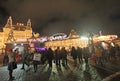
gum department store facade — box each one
[0,16,118,54]
[0,16,33,53]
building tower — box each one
[27,19,31,29]
[5,16,12,27]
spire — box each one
[5,16,12,27]
[27,19,31,27]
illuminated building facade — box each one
[0,16,33,53]
[45,29,118,50]
[0,16,118,53]
[45,29,89,50]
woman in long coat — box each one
[7,48,18,80]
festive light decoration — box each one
[49,33,67,41]
[45,31,118,50]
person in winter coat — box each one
[33,49,41,72]
[61,47,68,66]
[21,49,30,70]
[54,47,61,66]
[47,48,53,68]
[7,48,18,80]
[3,53,9,65]
[95,45,102,65]
[76,47,83,63]
[71,46,77,66]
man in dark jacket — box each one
[47,48,53,68]
[71,46,77,66]
[76,47,83,63]
[54,47,61,66]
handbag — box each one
[12,62,17,69]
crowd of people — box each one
[1,42,120,80]
[91,43,120,65]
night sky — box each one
[0,0,120,36]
